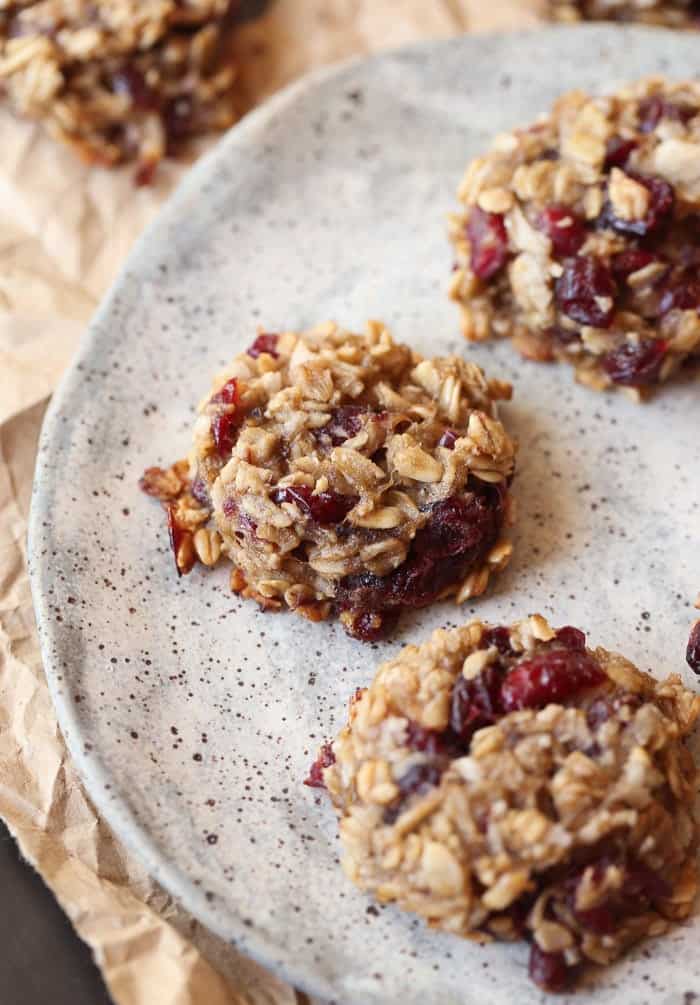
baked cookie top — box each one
[180,321,515,640]
[316,615,700,991]
[450,77,700,396]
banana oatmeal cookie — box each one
[311,616,700,991]
[449,77,700,396]
[0,0,239,182]
[550,0,700,27]
[140,322,516,641]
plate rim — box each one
[27,24,695,1002]
[27,43,391,1002]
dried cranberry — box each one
[638,96,695,133]
[658,270,700,315]
[134,159,158,188]
[467,207,509,280]
[247,333,280,358]
[575,903,617,934]
[611,249,658,279]
[111,65,159,111]
[586,687,642,735]
[164,95,195,142]
[211,413,240,455]
[604,135,638,170]
[555,626,586,651]
[565,861,619,931]
[405,721,451,756]
[413,494,498,560]
[209,380,241,456]
[538,204,587,257]
[335,487,503,640]
[567,855,669,939]
[482,626,513,654]
[344,608,397,643]
[398,761,443,793]
[501,648,605,712]
[383,762,445,824]
[222,498,258,537]
[438,429,459,450]
[528,945,572,993]
[625,859,670,905]
[304,742,335,788]
[638,96,666,132]
[586,698,612,731]
[601,339,668,387]
[397,762,443,799]
[450,667,505,742]
[321,405,370,446]
[390,493,500,606]
[211,378,239,406]
[272,484,357,524]
[555,256,616,328]
[603,173,674,238]
[687,621,700,674]
[191,476,211,508]
[239,509,258,536]
[500,892,537,937]
[637,175,675,233]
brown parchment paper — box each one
[0,2,544,1002]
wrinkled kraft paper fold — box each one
[0,2,545,1002]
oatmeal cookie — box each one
[141,322,516,641]
[313,615,700,992]
[0,0,239,182]
[449,77,700,396]
[550,0,700,27]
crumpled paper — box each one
[0,2,544,1003]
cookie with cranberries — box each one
[550,0,700,28]
[313,615,700,992]
[449,77,700,397]
[141,322,516,640]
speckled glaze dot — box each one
[28,27,700,1005]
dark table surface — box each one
[0,820,112,1005]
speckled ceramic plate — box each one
[29,27,700,1005]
